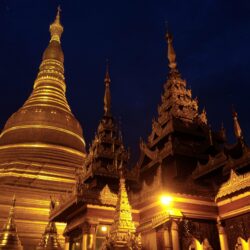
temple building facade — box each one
[0,9,249,250]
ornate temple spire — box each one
[232,108,243,140]
[102,170,141,249]
[0,195,23,250]
[147,30,198,137]
[83,64,129,182]
[23,7,70,112]
[36,198,62,250]
[104,61,111,116]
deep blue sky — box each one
[1,0,250,164]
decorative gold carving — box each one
[101,175,141,249]
[99,184,118,206]
[215,169,250,201]
[198,108,208,125]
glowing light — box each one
[101,226,108,232]
[160,195,173,206]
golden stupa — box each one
[0,196,23,250]
[0,8,85,249]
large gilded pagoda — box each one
[0,8,86,249]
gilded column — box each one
[81,223,97,250]
[171,220,180,250]
[217,220,229,250]
[64,236,70,250]
[163,224,172,250]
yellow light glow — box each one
[160,195,173,206]
[101,226,108,232]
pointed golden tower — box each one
[0,196,23,250]
[36,198,62,250]
[232,109,243,140]
[0,8,85,248]
[102,170,141,249]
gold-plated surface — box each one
[0,196,23,250]
[215,169,250,201]
[0,9,85,249]
[102,174,141,249]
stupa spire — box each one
[0,195,23,250]
[232,108,243,140]
[36,198,62,250]
[101,169,141,249]
[104,61,111,116]
[49,6,63,43]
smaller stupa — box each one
[0,195,23,250]
[102,168,142,250]
[36,197,62,250]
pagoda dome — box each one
[0,8,85,187]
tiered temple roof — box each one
[79,64,134,194]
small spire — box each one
[0,196,23,249]
[104,60,111,115]
[49,6,64,43]
[36,199,62,250]
[232,107,243,140]
[165,30,177,70]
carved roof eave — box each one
[222,152,250,174]
[215,170,250,201]
[50,195,84,222]
[192,152,227,179]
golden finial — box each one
[49,6,64,43]
[232,107,243,140]
[166,29,177,70]
[104,60,111,115]
[199,107,208,125]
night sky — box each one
[1,1,250,164]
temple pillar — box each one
[163,224,172,250]
[64,236,70,250]
[217,220,229,250]
[171,220,180,250]
[81,223,97,250]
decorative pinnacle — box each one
[166,30,177,70]
[49,6,64,43]
[232,107,243,140]
[104,60,111,115]
[9,194,16,216]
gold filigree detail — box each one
[215,169,250,201]
[99,184,117,206]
